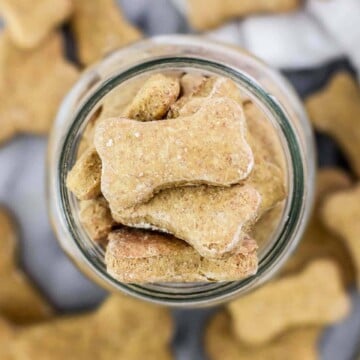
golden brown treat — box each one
[71,0,142,65]
[306,72,360,176]
[322,184,360,287]
[205,311,320,360]
[122,74,181,121]
[106,228,258,282]
[0,207,53,324]
[0,0,72,48]
[0,318,16,360]
[79,197,116,244]
[228,260,350,345]
[283,168,356,286]
[95,97,254,210]
[115,157,285,258]
[66,148,102,200]
[114,185,260,258]
[180,72,207,96]
[12,295,173,359]
[0,32,79,144]
[187,0,300,30]
[168,76,243,118]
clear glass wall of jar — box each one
[47,35,316,307]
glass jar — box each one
[47,35,315,307]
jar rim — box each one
[48,36,315,307]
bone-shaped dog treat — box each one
[106,228,258,282]
[0,0,72,48]
[115,156,284,258]
[79,197,116,244]
[71,0,142,65]
[95,97,254,210]
[306,72,360,176]
[0,207,53,324]
[168,76,243,118]
[180,73,207,96]
[187,0,300,30]
[322,184,360,288]
[228,260,350,345]
[66,148,102,200]
[205,311,321,360]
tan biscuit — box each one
[66,148,102,200]
[0,207,53,324]
[282,168,356,287]
[168,76,243,118]
[0,32,79,144]
[205,311,320,360]
[228,260,350,345]
[322,184,360,287]
[105,228,258,283]
[12,295,172,359]
[0,318,16,360]
[306,72,360,176]
[79,197,116,244]
[122,74,180,121]
[114,185,260,258]
[115,157,284,258]
[180,72,207,96]
[0,0,72,48]
[71,0,142,66]
[95,97,254,210]
[187,0,300,30]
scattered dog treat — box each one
[0,32,79,144]
[71,0,142,65]
[0,0,72,48]
[106,228,258,282]
[79,197,116,244]
[180,72,207,96]
[122,74,181,121]
[114,185,260,258]
[66,148,102,200]
[0,207,53,324]
[205,311,320,360]
[306,72,360,176]
[95,97,254,210]
[322,184,360,287]
[7,295,173,359]
[228,260,350,345]
[283,168,356,287]
[187,0,301,30]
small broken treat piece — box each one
[306,72,360,176]
[205,311,320,360]
[106,228,258,282]
[168,76,243,118]
[0,32,79,144]
[180,72,207,96]
[122,74,180,121]
[79,197,116,244]
[95,97,254,210]
[228,260,350,345]
[0,0,72,48]
[115,158,284,258]
[282,168,356,287]
[322,184,360,287]
[0,207,53,324]
[66,148,102,200]
[187,0,300,30]
[71,0,142,66]
[12,295,173,360]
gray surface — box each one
[0,0,359,359]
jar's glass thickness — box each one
[47,35,315,307]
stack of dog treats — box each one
[1,0,360,359]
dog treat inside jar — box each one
[49,36,314,306]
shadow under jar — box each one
[47,35,315,307]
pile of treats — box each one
[67,71,287,282]
[1,0,360,359]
